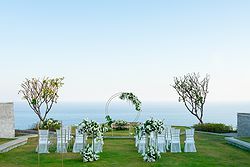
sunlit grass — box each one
[237,137,250,143]
[0,132,249,167]
[0,138,14,145]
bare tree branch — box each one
[19,77,64,122]
[172,73,209,124]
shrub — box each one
[31,118,61,131]
[105,115,114,127]
[40,118,61,131]
[111,120,128,130]
[193,123,234,133]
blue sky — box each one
[0,0,250,102]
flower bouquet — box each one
[143,145,161,162]
[80,144,99,162]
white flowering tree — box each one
[172,73,209,124]
[19,77,64,123]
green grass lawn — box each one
[0,138,13,145]
[0,132,250,167]
[238,137,250,143]
[104,129,133,136]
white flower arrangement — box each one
[135,124,144,140]
[40,118,61,131]
[112,120,128,130]
[78,119,103,162]
[114,120,127,126]
[143,145,161,162]
[143,118,164,135]
[78,119,102,138]
[80,144,99,162]
[119,92,142,111]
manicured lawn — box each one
[0,138,13,145]
[238,137,250,143]
[104,126,189,136]
[105,129,133,136]
[0,132,249,167]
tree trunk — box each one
[199,118,203,124]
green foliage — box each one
[31,118,61,131]
[193,123,234,133]
[78,119,102,138]
[105,115,114,127]
[143,145,161,162]
[142,118,164,135]
[119,92,141,111]
[112,120,128,130]
[40,118,61,131]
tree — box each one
[172,73,209,124]
[19,77,64,122]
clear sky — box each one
[0,0,250,102]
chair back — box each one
[171,128,180,142]
[38,130,48,143]
[157,134,166,142]
[185,128,195,140]
[75,129,84,142]
[56,129,67,143]
[165,126,171,138]
[62,126,71,141]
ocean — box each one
[14,101,250,130]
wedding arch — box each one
[105,92,142,123]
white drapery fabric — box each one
[36,130,49,153]
[157,134,167,153]
[170,128,181,153]
[73,129,86,153]
[165,125,172,150]
[56,129,68,153]
[62,126,71,143]
[184,128,197,152]
[93,136,104,153]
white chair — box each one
[184,128,197,152]
[165,126,172,150]
[73,129,86,153]
[138,135,146,154]
[157,134,167,153]
[170,128,181,153]
[93,136,104,153]
[62,126,71,143]
[36,130,49,153]
[56,129,68,153]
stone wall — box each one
[0,103,15,138]
[237,113,250,137]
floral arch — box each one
[105,92,142,123]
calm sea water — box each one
[14,101,250,130]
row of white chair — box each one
[136,127,196,154]
[36,127,103,154]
